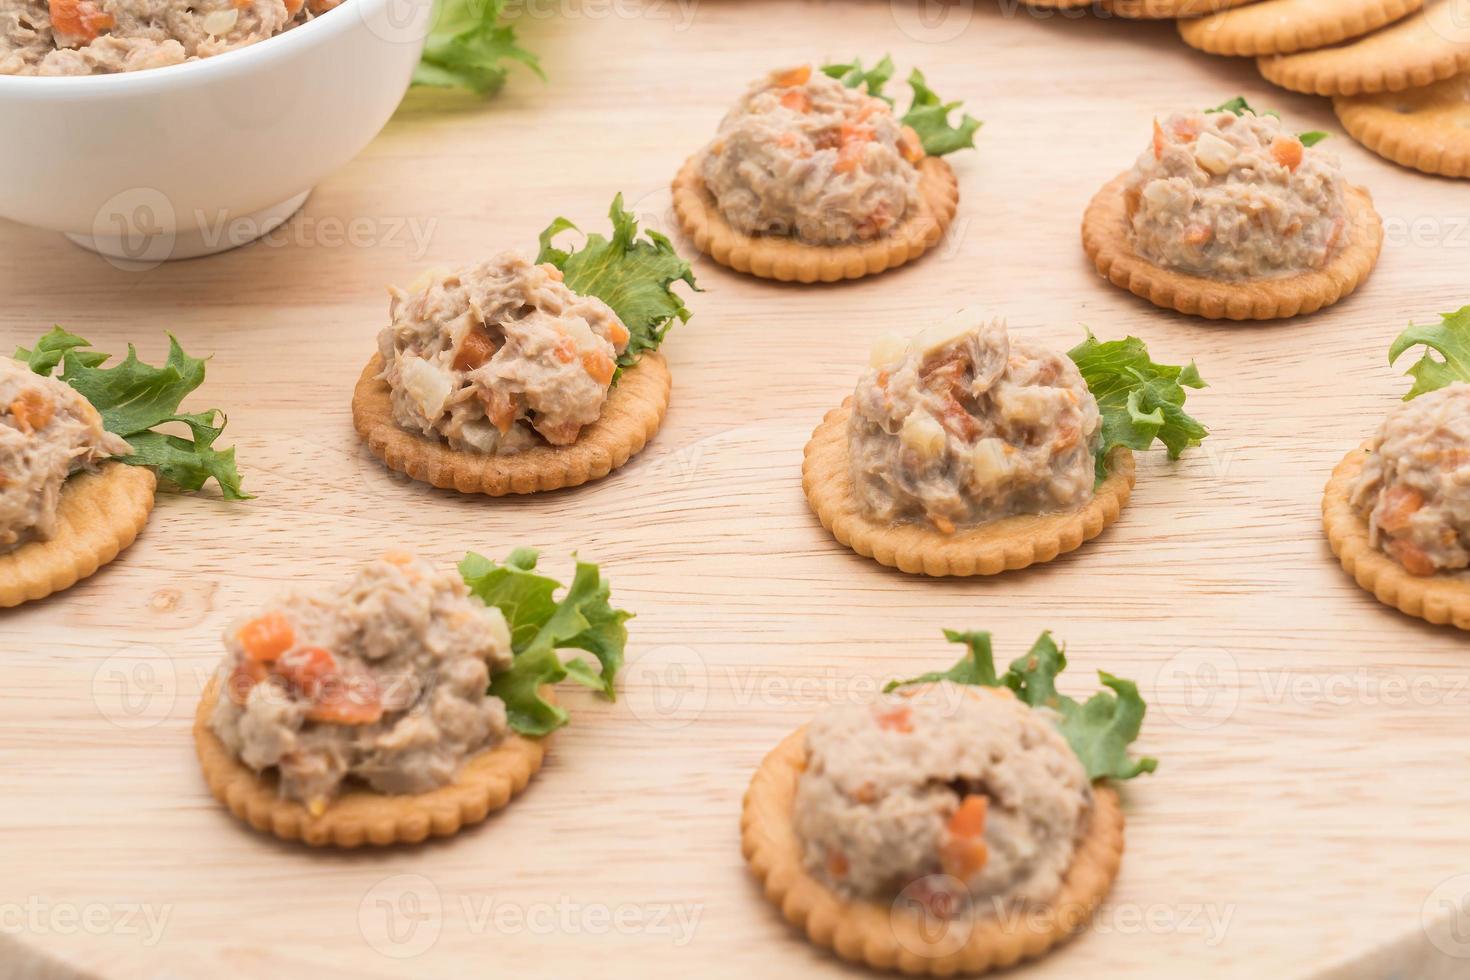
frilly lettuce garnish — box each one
[537,194,699,374]
[1387,306,1470,401]
[16,328,247,499]
[461,548,631,737]
[1068,333,1208,482]
[885,630,1158,782]
[822,55,982,157]
[1205,96,1328,147]
[413,0,542,96]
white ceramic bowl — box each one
[0,0,430,261]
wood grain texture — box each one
[2,3,1469,978]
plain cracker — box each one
[0,463,155,608]
[194,680,547,847]
[1101,0,1261,16]
[1334,74,1470,177]
[672,155,959,283]
[1322,441,1470,631]
[353,353,671,495]
[1181,0,1424,56]
[741,728,1125,975]
[1258,0,1470,96]
[802,400,1134,577]
[1081,172,1383,320]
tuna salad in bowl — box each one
[741,629,1154,975]
[0,0,429,260]
[1324,306,1470,631]
[352,195,698,496]
[193,548,630,847]
[1082,97,1384,320]
[801,312,1209,576]
[672,57,979,283]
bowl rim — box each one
[0,0,422,98]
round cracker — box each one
[0,463,155,608]
[801,400,1134,577]
[194,679,547,847]
[1181,0,1424,56]
[1258,0,1470,96]
[1323,441,1470,631]
[671,155,959,283]
[1101,0,1261,16]
[1081,172,1383,320]
[741,728,1126,976]
[1334,73,1470,178]
[352,353,671,496]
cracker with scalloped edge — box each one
[1323,441,1470,631]
[1258,0,1470,96]
[352,353,671,496]
[742,728,1125,975]
[1099,0,1260,15]
[671,156,958,283]
[194,679,548,847]
[801,400,1134,577]
[1181,0,1423,55]
[1081,172,1383,320]
[1334,74,1470,178]
[0,463,155,608]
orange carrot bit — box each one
[875,705,913,733]
[8,389,54,434]
[839,121,876,146]
[834,141,865,175]
[939,795,990,879]
[1387,538,1436,577]
[825,848,850,879]
[1184,225,1214,247]
[582,349,615,387]
[453,326,497,372]
[307,678,384,726]
[49,0,114,44]
[237,612,295,662]
[483,389,518,434]
[1152,118,1166,160]
[553,335,577,364]
[948,795,988,838]
[1378,485,1425,534]
[608,321,630,347]
[898,125,926,165]
[1271,135,1304,172]
[780,89,811,113]
[274,646,338,696]
[772,65,812,87]
[281,0,305,13]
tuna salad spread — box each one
[1351,383,1470,577]
[699,65,924,245]
[0,0,337,76]
[209,553,514,813]
[377,253,632,455]
[1126,109,1349,281]
[0,356,129,553]
[794,683,1092,915]
[848,316,1101,532]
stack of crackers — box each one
[1033,0,1470,178]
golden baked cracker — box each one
[1323,442,1470,631]
[194,680,547,847]
[742,729,1125,975]
[352,353,671,495]
[1258,0,1470,96]
[1101,0,1260,16]
[1181,0,1424,56]
[1334,74,1470,178]
[0,463,155,608]
[802,401,1134,577]
[1081,172,1384,320]
[671,156,959,283]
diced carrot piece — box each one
[826,848,850,878]
[1271,136,1304,172]
[227,659,269,706]
[305,0,340,13]
[898,125,925,164]
[553,336,577,364]
[275,646,338,696]
[453,326,496,372]
[582,349,615,386]
[1184,225,1213,246]
[483,390,517,434]
[1053,421,1079,451]
[237,612,295,662]
[281,0,304,12]
[876,705,913,733]
[49,0,114,44]
[947,795,988,838]
[307,679,383,726]
[8,390,53,434]
[608,321,630,347]
[1153,118,1166,160]
[780,89,811,113]
[1387,539,1436,577]
[939,795,990,879]
[772,65,811,87]
[834,141,865,175]
[1171,117,1202,143]
[1378,485,1424,534]
[840,121,876,145]
[930,514,957,534]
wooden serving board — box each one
[3,3,1469,977]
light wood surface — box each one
[3,3,1470,978]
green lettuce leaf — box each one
[413,0,542,96]
[1068,332,1208,482]
[886,631,1157,782]
[1387,306,1470,401]
[460,549,631,737]
[16,328,247,499]
[820,56,896,103]
[536,194,699,373]
[1206,96,1330,146]
[901,69,981,157]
